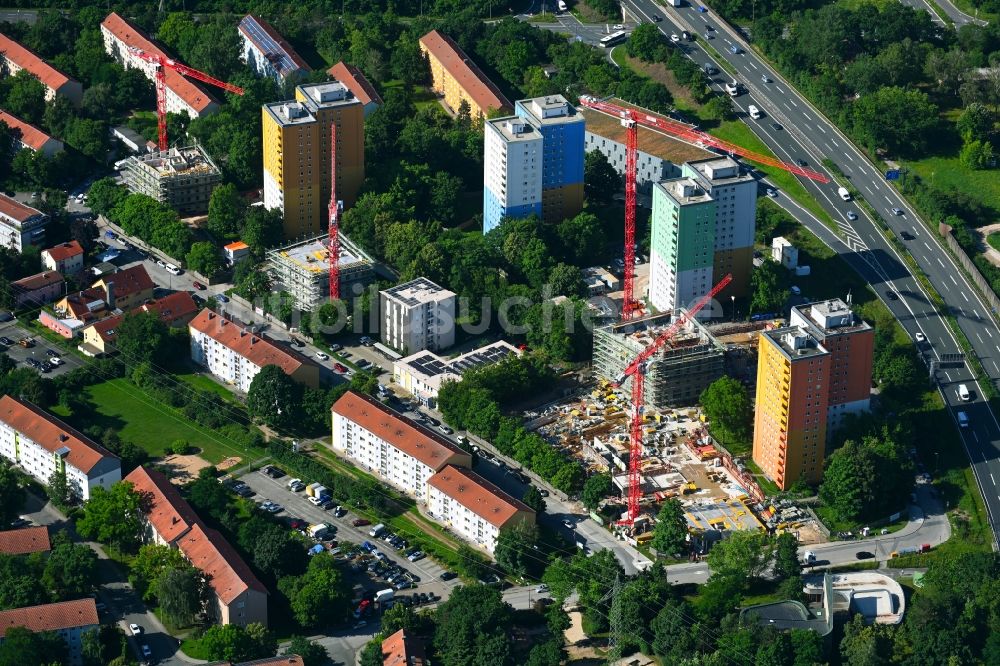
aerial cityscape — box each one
[0,0,997,665]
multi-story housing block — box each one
[0,110,63,156]
[265,233,375,311]
[514,95,585,224]
[330,391,471,499]
[380,277,457,355]
[483,116,543,233]
[10,270,63,309]
[120,146,222,215]
[393,340,520,406]
[0,395,120,500]
[0,33,82,105]
[649,177,716,313]
[0,599,98,665]
[0,193,47,253]
[42,241,84,275]
[419,30,510,121]
[237,15,310,86]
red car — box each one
[352,518,370,527]
[192,281,206,290]
[334,363,348,373]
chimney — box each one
[59,434,68,442]
[105,280,115,308]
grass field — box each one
[904,155,1000,222]
[989,233,1000,252]
[176,372,238,403]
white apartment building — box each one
[188,309,319,393]
[0,193,47,253]
[380,277,457,355]
[427,465,535,553]
[483,116,543,233]
[331,391,471,499]
[393,340,520,406]
[0,599,98,665]
[237,15,310,86]
[0,395,120,501]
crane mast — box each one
[328,124,342,301]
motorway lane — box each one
[622,0,1000,546]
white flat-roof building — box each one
[0,395,120,500]
[330,391,471,500]
[380,277,457,355]
[393,340,521,406]
[483,115,543,234]
[772,236,798,269]
[266,233,375,311]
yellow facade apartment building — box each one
[419,30,511,122]
[262,81,364,240]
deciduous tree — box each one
[76,482,146,553]
[247,365,304,432]
[156,565,206,628]
[583,150,621,206]
[700,376,753,448]
[651,498,689,556]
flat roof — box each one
[126,145,219,178]
[382,277,455,307]
[580,99,712,164]
[397,341,520,391]
[791,298,872,336]
[762,326,828,360]
[263,100,316,126]
[487,115,542,143]
[658,177,713,205]
[516,95,583,126]
[269,234,368,274]
[298,81,359,110]
[686,156,754,186]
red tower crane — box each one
[127,47,245,152]
[613,273,733,526]
[328,124,343,301]
[577,96,829,322]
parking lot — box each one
[0,321,84,377]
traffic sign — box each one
[885,169,900,181]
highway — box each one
[612,0,1000,547]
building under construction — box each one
[593,309,725,408]
[266,232,375,311]
[120,145,221,215]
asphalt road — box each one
[900,0,986,25]
[617,0,1000,548]
[0,320,84,377]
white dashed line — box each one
[950,274,958,286]
[978,333,985,343]
[816,124,825,133]
[831,139,839,148]
[986,328,993,338]
[994,361,999,372]
[962,292,970,302]
[748,60,757,69]
[974,309,982,318]
[993,473,996,485]
[924,242,932,251]
[938,257,946,268]
[775,86,783,93]
[789,98,798,107]
[783,102,792,111]
[845,153,855,162]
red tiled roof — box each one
[93,264,155,301]
[428,465,533,528]
[331,391,469,472]
[12,270,63,292]
[0,526,50,555]
[137,291,198,324]
[0,33,76,93]
[60,287,108,320]
[89,314,122,343]
[123,466,201,545]
[101,13,217,114]
[381,628,427,666]
[189,309,306,376]
[239,15,310,72]
[43,240,83,261]
[0,192,43,223]
[177,523,267,604]
[0,109,56,152]
[0,395,117,474]
[327,61,382,107]
[0,598,98,637]
[237,658,305,666]
[419,30,510,115]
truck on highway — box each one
[724,80,739,97]
[837,186,851,201]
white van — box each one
[837,187,851,201]
[165,263,183,276]
[958,384,970,401]
[724,80,739,96]
[957,411,970,428]
[748,105,762,119]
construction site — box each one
[120,145,222,215]
[266,232,375,311]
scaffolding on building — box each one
[119,145,222,215]
[266,232,375,311]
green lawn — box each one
[989,233,1000,252]
[904,155,1000,222]
[176,372,239,403]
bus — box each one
[599,30,628,48]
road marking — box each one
[994,474,997,485]
[775,86,783,93]
[974,309,981,318]
[945,371,952,381]
[783,102,792,111]
[817,124,826,133]
[978,333,984,343]
[831,139,839,148]
[845,153,855,162]
[748,60,757,69]
[973,431,979,443]
[938,257,946,268]
[987,328,993,338]
[790,98,798,107]
[924,242,932,251]
[950,274,958,286]
[962,292,969,302]
[994,361,999,372]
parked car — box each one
[192,281,206,290]
[216,293,230,303]
[334,363,348,373]
[440,571,457,581]
[353,518,371,527]
[315,351,329,361]
[0,337,13,346]
[129,623,142,635]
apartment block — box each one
[101,13,219,118]
[327,61,382,117]
[753,327,831,490]
[380,628,427,666]
[10,270,63,309]
[0,395,121,500]
[790,299,874,433]
[42,241,84,274]
[483,116,543,233]
[427,465,535,553]
[649,177,716,313]
[330,391,471,499]
[0,526,50,555]
[393,340,520,406]
[419,30,510,121]
[0,193,47,253]
[262,81,365,239]
[514,95,585,224]
[681,157,758,300]
[265,233,375,311]
[238,15,310,85]
[0,110,64,156]
[0,33,82,105]
[0,599,98,665]
[189,309,319,391]
[120,146,222,215]
[380,277,457,355]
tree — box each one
[548,263,584,298]
[957,102,994,143]
[283,636,329,666]
[115,312,177,370]
[207,183,247,238]
[525,639,565,666]
[434,584,514,666]
[278,552,351,628]
[186,241,224,278]
[584,148,621,205]
[4,71,46,124]
[76,482,146,553]
[581,474,613,511]
[130,544,187,601]
[43,537,98,599]
[960,139,995,170]
[156,565,205,628]
[773,532,802,580]
[46,468,70,509]
[82,625,125,666]
[750,259,790,315]
[628,23,666,61]
[247,365,304,432]
[0,553,47,611]
[64,118,108,161]
[0,626,66,665]
[0,463,25,528]
[707,531,776,589]
[494,521,539,578]
[201,623,276,663]
[242,207,284,255]
[700,376,753,448]
[651,498,689,556]
[86,178,127,217]
[840,614,890,666]
[704,94,735,121]
[852,87,938,156]
[521,485,545,514]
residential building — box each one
[91,264,156,311]
[483,115,543,233]
[772,236,798,269]
[262,81,365,239]
[514,95,585,224]
[681,157,758,300]
[419,30,510,121]
[427,465,535,553]
[381,628,427,666]
[0,33,82,105]
[45,287,109,339]
[189,309,320,391]
[393,340,520,407]
[42,241,84,275]
[790,299,874,433]
[224,240,251,265]
[0,194,47,253]
[0,526,50,555]
[265,233,374,311]
[124,466,269,627]
[81,291,199,356]
[753,327,831,490]
[10,270,63,309]
[331,391,471,499]
[380,277,457,354]
[0,599,98,665]
[327,61,382,117]
[205,658,306,666]
[0,395,121,500]
[101,13,220,118]
[0,110,63,156]
[592,309,725,408]
[120,146,222,215]
[238,15,310,85]
[648,177,716,313]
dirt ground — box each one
[158,454,213,484]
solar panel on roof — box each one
[240,17,301,78]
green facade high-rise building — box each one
[649,177,716,312]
